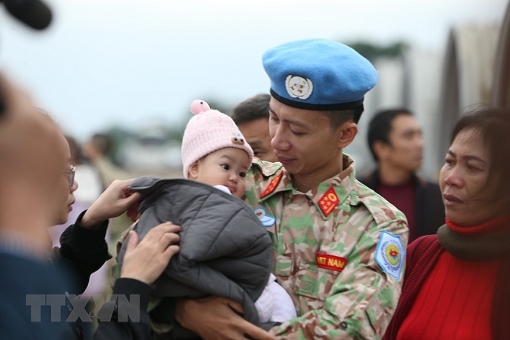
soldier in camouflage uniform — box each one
[176,38,409,340]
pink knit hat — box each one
[181,100,254,178]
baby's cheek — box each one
[236,181,246,199]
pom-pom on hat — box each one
[262,38,378,111]
[181,100,254,178]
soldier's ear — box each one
[336,122,358,149]
[188,161,200,179]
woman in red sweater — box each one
[384,105,510,340]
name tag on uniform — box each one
[316,253,348,272]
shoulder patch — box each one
[260,171,283,198]
[375,231,406,280]
[253,207,276,227]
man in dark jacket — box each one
[359,108,444,242]
[0,75,180,340]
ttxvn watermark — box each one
[25,293,141,323]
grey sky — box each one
[0,0,506,140]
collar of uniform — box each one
[307,154,359,220]
[249,159,293,201]
[258,169,293,201]
[254,154,359,209]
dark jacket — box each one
[117,177,273,339]
[0,211,155,340]
[60,211,156,340]
[359,169,444,240]
[0,251,76,340]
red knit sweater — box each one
[397,252,501,339]
[384,219,510,340]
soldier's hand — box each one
[176,296,277,340]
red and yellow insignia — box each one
[385,244,401,266]
[317,186,339,217]
[260,171,283,198]
[316,253,348,272]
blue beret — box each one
[262,39,378,111]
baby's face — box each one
[191,148,251,198]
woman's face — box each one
[439,128,507,226]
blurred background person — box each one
[360,109,444,242]
[66,135,104,208]
[230,93,277,162]
[83,132,133,254]
[83,133,131,189]
[384,105,510,340]
[0,74,83,340]
[0,74,181,340]
[0,74,134,339]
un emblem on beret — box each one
[285,75,313,99]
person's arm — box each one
[93,278,153,339]
[176,297,277,340]
[93,222,180,340]
[56,210,111,293]
[269,219,408,339]
[57,179,142,293]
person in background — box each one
[230,93,277,162]
[175,38,409,339]
[83,133,131,189]
[83,132,133,258]
[383,105,510,340]
[0,74,181,340]
[66,135,104,207]
[47,135,106,340]
[360,108,444,242]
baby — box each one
[182,99,251,199]
[181,99,296,324]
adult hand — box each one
[176,296,277,340]
[81,179,141,227]
[120,222,180,285]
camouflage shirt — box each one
[243,154,409,339]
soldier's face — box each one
[268,98,347,178]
